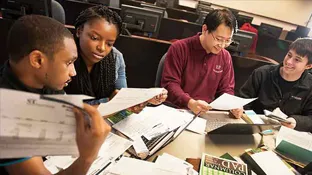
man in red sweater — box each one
[161,9,242,118]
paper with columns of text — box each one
[0,88,81,158]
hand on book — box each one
[281,117,296,129]
[187,99,212,115]
[148,88,168,105]
[230,108,244,119]
[73,103,111,163]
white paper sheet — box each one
[46,132,132,175]
[107,157,184,175]
[186,117,207,134]
[112,105,193,141]
[42,94,94,108]
[276,126,312,150]
[251,151,294,175]
[98,88,163,116]
[0,89,79,158]
[209,93,257,110]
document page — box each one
[112,105,193,140]
[42,94,94,108]
[98,88,163,116]
[210,93,257,110]
[45,133,132,175]
[106,156,184,175]
[251,151,294,175]
[0,89,78,158]
[276,126,312,150]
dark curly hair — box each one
[65,5,123,99]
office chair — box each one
[51,0,65,24]
[155,53,167,87]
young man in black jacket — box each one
[239,38,312,132]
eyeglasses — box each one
[211,32,233,46]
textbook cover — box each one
[199,153,248,175]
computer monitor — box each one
[229,29,255,55]
[121,4,163,38]
[295,25,310,37]
[196,1,213,14]
[198,1,212,7]
[141,3,166,17]
[155,0,178,8]
[120,0,142,7]
[158,18,202,41]
[141,0,156,4]
[258,23,283,39]
[87,0,109,6]
[196,11,209,25]
[228,8,239,17]
[166,7,199,23]
[237,14,253,28]
[1,0,52,19]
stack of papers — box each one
[106,153,197,175]
[113,105,194,141]
[44,133,132,175]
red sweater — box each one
[161,34,235,108]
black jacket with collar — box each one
[239,64,312,132]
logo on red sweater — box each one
[213,65,223,73]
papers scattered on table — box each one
[186,117,207,134]
[209,93,257,110]
[44,133,132,175]
[98,88,164,116]
[106,153,197,175]
[113,105,194,141]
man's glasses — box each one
[211,32,233,46]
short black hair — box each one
[7,15,74,63]
[75,5,123,36]
[289,37,312,64]
[203,9,237,33]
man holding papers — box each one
[0,15,111,175]
[240,38,312,132]
[161,9,243,118]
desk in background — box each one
[114,35,171,88]
[166,7,199,23]
[158,18,201,41]
[59,0,121,25]
[256,34,291,63]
